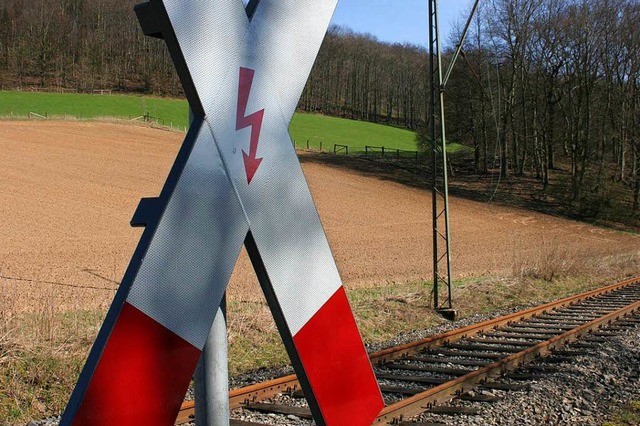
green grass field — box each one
[0,91,190,128]
[289,113,416,152]
[0,91,423,152]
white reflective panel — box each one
[127,124,249,349]
[250,0,338,124]
[162,0,249,115]
[235,124,343,336]
[161,0,343,336]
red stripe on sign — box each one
[293,287,384,425]
[72,302,201,426]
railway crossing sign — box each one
[61,0,384,425]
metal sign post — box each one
[60,1,384,425]
[187,103,230,426]
[194,297,229,426]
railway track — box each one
[175,277,640,425]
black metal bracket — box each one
[134,2,163,39]
[131,197,161,227]
[436,308,458,321]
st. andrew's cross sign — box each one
[61,0,384,425]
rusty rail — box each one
[374,297,640,423]
[176,375,302,423]
[176,276,640,424]
[370,275,639,364]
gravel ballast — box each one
[30,309,639,426]
[417,326,640,425]
[230,310,640,426]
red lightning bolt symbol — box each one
[236,67,264,185]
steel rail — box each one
[374,297,640,423]
[175,276,640,424]
[371,276,639,364]
[176,375,303,423]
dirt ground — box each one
[1,121,638,311]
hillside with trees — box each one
[446,0,640,227]
[1,0,639,228]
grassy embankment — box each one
[0,91,416,151]
[0,90,190,128]
[0,91,472,154]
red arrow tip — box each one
[242,150,263,184]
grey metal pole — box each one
[431,0,481,312]
[434,0,453,310]
[429,0,440,309]
[191,105,230,426]
[442,0,481,88]
[429,0,455,316]
[194,297,230,426]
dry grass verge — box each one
[604,401,640,426]
[1,249,639,424]
[0,308,103,422]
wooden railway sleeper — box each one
[486,333,551,340]
[522,320,587,328]
[447,343,523,353]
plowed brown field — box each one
[1,121,638,311]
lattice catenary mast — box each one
[428,0,480,320]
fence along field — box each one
[0,90,190,129]
[0,91,422,154]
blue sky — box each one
[330,0,476,48]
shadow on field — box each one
[297,150,630,232]
[298,151,430,190]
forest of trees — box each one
[0,0,182,93]
[1,0,639,221]
[446,0,640,218]
[0,0,430,129]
